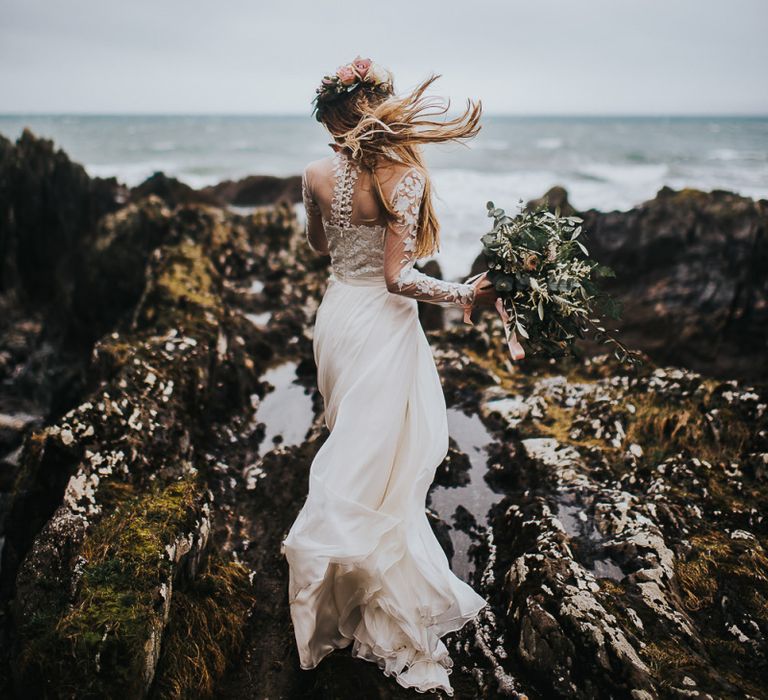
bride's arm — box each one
[302,167,329,254]
[383,167,476,308]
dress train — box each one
[281,272,487,695]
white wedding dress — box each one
[280,149,488,696]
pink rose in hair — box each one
[352,56,372,80]
[321,76,335,86]
[336,65,356,86]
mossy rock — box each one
[14,478,211,699]
[3,237,236,699]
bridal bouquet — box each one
[469,200,641,365]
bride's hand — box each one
[469,271,498,309]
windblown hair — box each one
[318,74,482,258]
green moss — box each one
[137,241,223,334]
[149,554,256,700]
[625,389,751,462]
[154,242,219,312]
[18,478,205,699]
[81,478,198,580]
[670,531,768,695]
[676,532,768,614]
[673,188,709,204]
[641,639,706,683]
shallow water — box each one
[244,311,272,328]
[251,360,314,456]
[555,491,626,581]
[428,408,505,581]
[591,557,625,581]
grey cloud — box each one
[1,0,766,114]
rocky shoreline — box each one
[0,128,766,699]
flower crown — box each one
[312,56,394,121]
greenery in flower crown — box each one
[311,56,394,122]
[481,199,642,365]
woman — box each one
[280,56,498,696]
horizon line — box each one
[1,111,767,119]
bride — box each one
[280,56,498,696]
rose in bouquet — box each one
[473,200,641,365]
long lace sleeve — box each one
[302,168,328,254]
[384,168,476,308]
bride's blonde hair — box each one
[318,73,482,258]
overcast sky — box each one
[1,0,766,115]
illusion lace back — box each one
[320,152,388,281]
[283,150,487,696]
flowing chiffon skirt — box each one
[281,272,488,696]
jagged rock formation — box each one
[0,199,285,696]
[0,130,766,700]
[468,352,767,699]
[0,128,124,304]
[127,171,303,210]
[199,173,302,207]
[128,172,220,208]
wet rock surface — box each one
[0,130,766,699]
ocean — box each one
[1,114,766,280]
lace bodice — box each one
[302,151,476,308]
[318,153,387,280]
